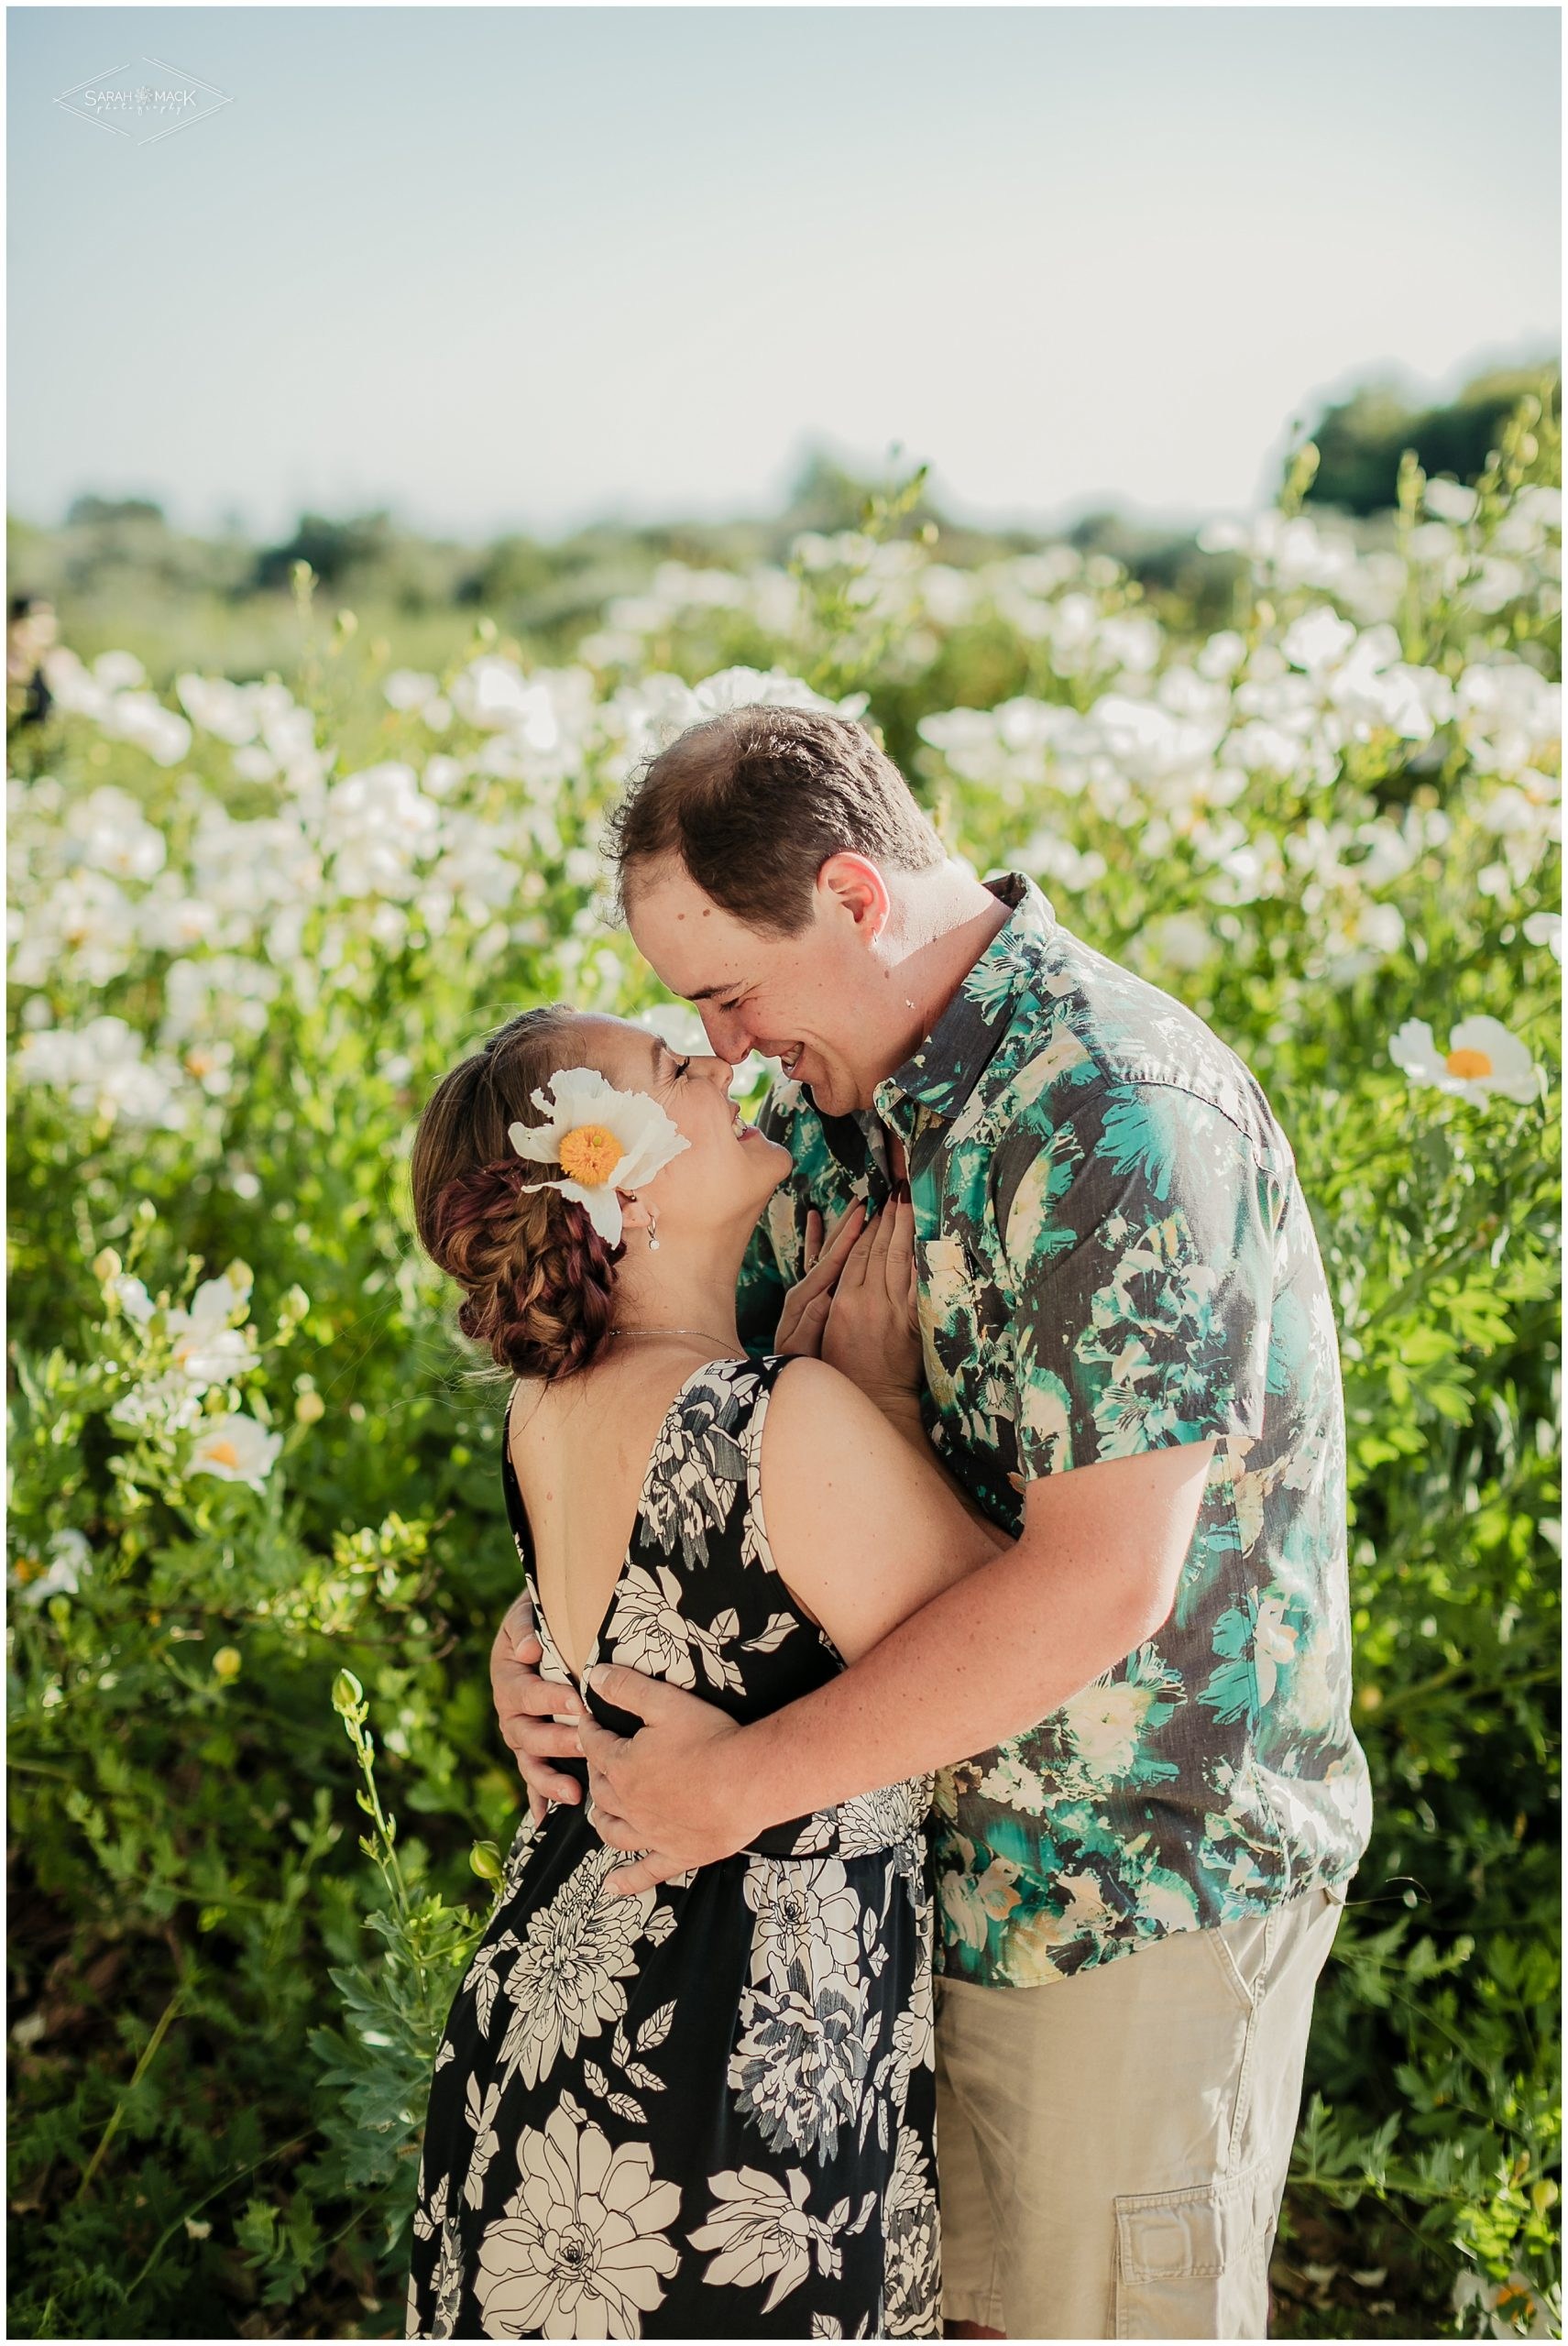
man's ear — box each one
[817,852,892,940]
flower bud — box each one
[295,1390,325,1426]
[93,1248,123,1283]
[333,1668,364,1716]
[212,1646,242,1681]
[469,1840,503,1883]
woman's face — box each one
[567,1014,793,1243]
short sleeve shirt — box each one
[735,872,1372,1985]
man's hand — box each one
[489,1592,585,1824]
[821,1185,922,1407]
[773,1200,867,1358]
[576,1664,759,1897]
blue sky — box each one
[7,6,1561,543]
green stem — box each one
[125,2132,320,2298]
[74,1979,189,2201]
[1369,1661,1558,1722]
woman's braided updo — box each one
[410,1007,622,1382]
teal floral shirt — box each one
[736,872,1372,1987]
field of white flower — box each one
[8,401,1561,2340]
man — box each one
[490,703,1372,2338]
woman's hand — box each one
[773,1200,868,1358]
[821,1185,923,1409]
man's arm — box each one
[583,1435,1213,1889]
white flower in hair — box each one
[509,1066,690,1245]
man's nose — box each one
[700,1005,752,1061]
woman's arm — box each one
[756,1354,1011,1664]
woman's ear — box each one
[618,1191,652,1241]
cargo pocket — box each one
[1113,2160,1277,2340]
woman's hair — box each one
[409,1005,621,1383]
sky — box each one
[6,5,1562,545]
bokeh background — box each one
[6,7,1562,2338]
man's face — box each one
[625,854,905,1119]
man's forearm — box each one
[738,1530,1155,1826]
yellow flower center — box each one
[556,1124,624,1187]
[206,1440,240,1469]
[1445,1047,1493,1080]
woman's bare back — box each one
[506,1347,751,1682]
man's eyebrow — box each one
[682,980,743,1004]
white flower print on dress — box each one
[463,2075,504,2210]
[742,1857,863,1995]
[882,2128,941,2339]
[412,2170,448,2243]
[496,1845,656,2091]
[473,2102,681,2338]
[608,1564,745,1696]
[637,1365,753,1565]
[728,1979,878,2162]
[837,1780,933,1857]
[426,2207,466,2340]
[461,1927,521,2040]
[606,1563,700,1686]
[688,2165,839,2312]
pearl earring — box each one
[647,1205,660,1252]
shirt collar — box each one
[872,871,1058,1125]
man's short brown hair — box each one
[604,704,948,937]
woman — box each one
[403,1003,1009,2341]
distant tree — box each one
[457,533,556,609]
[252,510,397,592]
[780,445,941,537]
[1303,361,1561,514]
[66,494,166,527]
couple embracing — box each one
[402,705,1372,2341]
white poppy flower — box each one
[189,1413,282,1491]
[509,1065,690,1245]
[166,1266,253,1391]
[1422,476,1479,526]
[1389,1015,1540,1105]
[16,1529,92,1606]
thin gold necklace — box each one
[608,1326,740,1352]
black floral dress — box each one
[405,1354,940,2341]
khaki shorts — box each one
[935,1884,1344,2340]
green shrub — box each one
[8,398,1559,2337]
